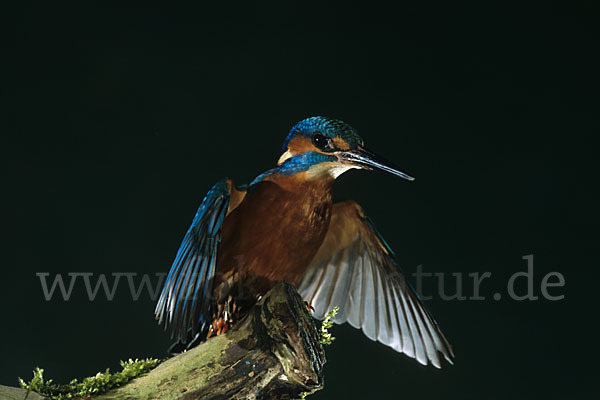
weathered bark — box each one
[3,282,325,400]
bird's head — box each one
[278,116,414,181]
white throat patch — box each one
[305,162,361,180]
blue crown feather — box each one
[281,116,363,153]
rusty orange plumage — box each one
[155,117,454,367]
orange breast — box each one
[216,175,333,303]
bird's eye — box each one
[312,132,332,151]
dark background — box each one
[4,1,598,398]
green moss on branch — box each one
[18,358,161,400]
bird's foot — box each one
[304,301,315,312]
[206,295,238,338]
[207,316,234,338]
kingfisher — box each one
[155,117,454,368]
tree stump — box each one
[3,282,326,400]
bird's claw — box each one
[207,317,233,338]
[304,301,315,312]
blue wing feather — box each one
[155,178,231,343]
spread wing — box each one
[155,178,245,343]
[298,201,454,368]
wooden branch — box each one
[0,384,46,400]
[3,282,326,400]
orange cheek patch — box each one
[288,135,318,154]
[332,137,350,150]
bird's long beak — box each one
[338,146,415,181]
